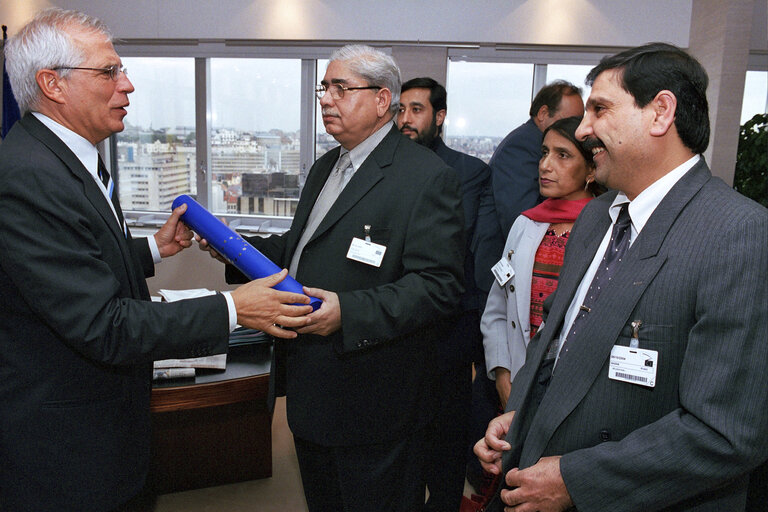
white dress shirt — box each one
[554,155,701,363]
[32,112,238,330]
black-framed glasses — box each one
[315,83,381,101]
[53,65,128,81]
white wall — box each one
[3,0,694,47]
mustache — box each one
[322,108,340,117]
[400,124,417,133]
[581,137,605,151]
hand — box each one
[154,203,194,258]
[474,411,515,475]
[196,234,229,264]
[294,286,341,336]
[231,269,313,338]
[495,367,512,407]
[500,456,573,512]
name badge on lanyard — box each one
[347,224,386,267]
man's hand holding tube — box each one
[196,233,229,264]
[231,269,313,338]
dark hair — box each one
[401,77,447,112]
[543,116,605,196]
[529,80,583,118]
[586,42,709,154]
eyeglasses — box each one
[315,83,381,101]
[53,65,128,81]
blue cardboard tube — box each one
[172,195,321,311]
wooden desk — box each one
[149,341,272,494]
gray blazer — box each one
[500,159,768,511]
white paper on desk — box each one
[154,287,227,370]
[158,288,216,302]
[153,354,226,370]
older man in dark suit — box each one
[0,9,311,512]
[475,43,768,511]
[220,46,465,512]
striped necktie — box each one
[98,156,127,237]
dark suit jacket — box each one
[487,117,544,235]
[0,114,230,512]
[230,125,465,446]
[497,160,768,511]
[431,136,491,369]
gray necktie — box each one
[289,152,352,276]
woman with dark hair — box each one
[482,116,602,407]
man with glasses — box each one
[222,45,465,511]
[0,9,312,512]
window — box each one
[446,61,534,162]
[315,59,337,158]
[545,64,594,101]
[115,58,196,213]
[741,70,768,124]
[210,58,302,216]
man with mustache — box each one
[397,76,498,512]
[220,47,465,512]
[0,9,312,512]
[475,43,768,511]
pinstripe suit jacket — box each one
[499,159,768,511]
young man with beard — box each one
[398,77,500,512]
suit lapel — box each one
[285,147,339,257]
[305,127,397,244]
[519,161,713,465]
[20,115,144,297]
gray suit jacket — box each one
[500,159,768,511]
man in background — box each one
[398,76,497,511]
[218,46,465,512]
[485,80,584,235]
[0,9,311,512]
[475,42,768,512]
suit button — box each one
[600,429,611,441]
[510,321,516,329]
[509,284,515,293]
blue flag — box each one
[2,25,21,139]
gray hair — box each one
[5,8,111,115]
[329,45,401,116]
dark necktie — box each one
[98,156,127,237]
[529,203,632,408]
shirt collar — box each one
[610,154,700,235]
[343,121,393,172]
[32,112,100,180]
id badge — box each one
[491,257,514,287]
[609,345,658,388]
[347,237,386,267]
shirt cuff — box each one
[147,235,162,264]
[222,291,238,332]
